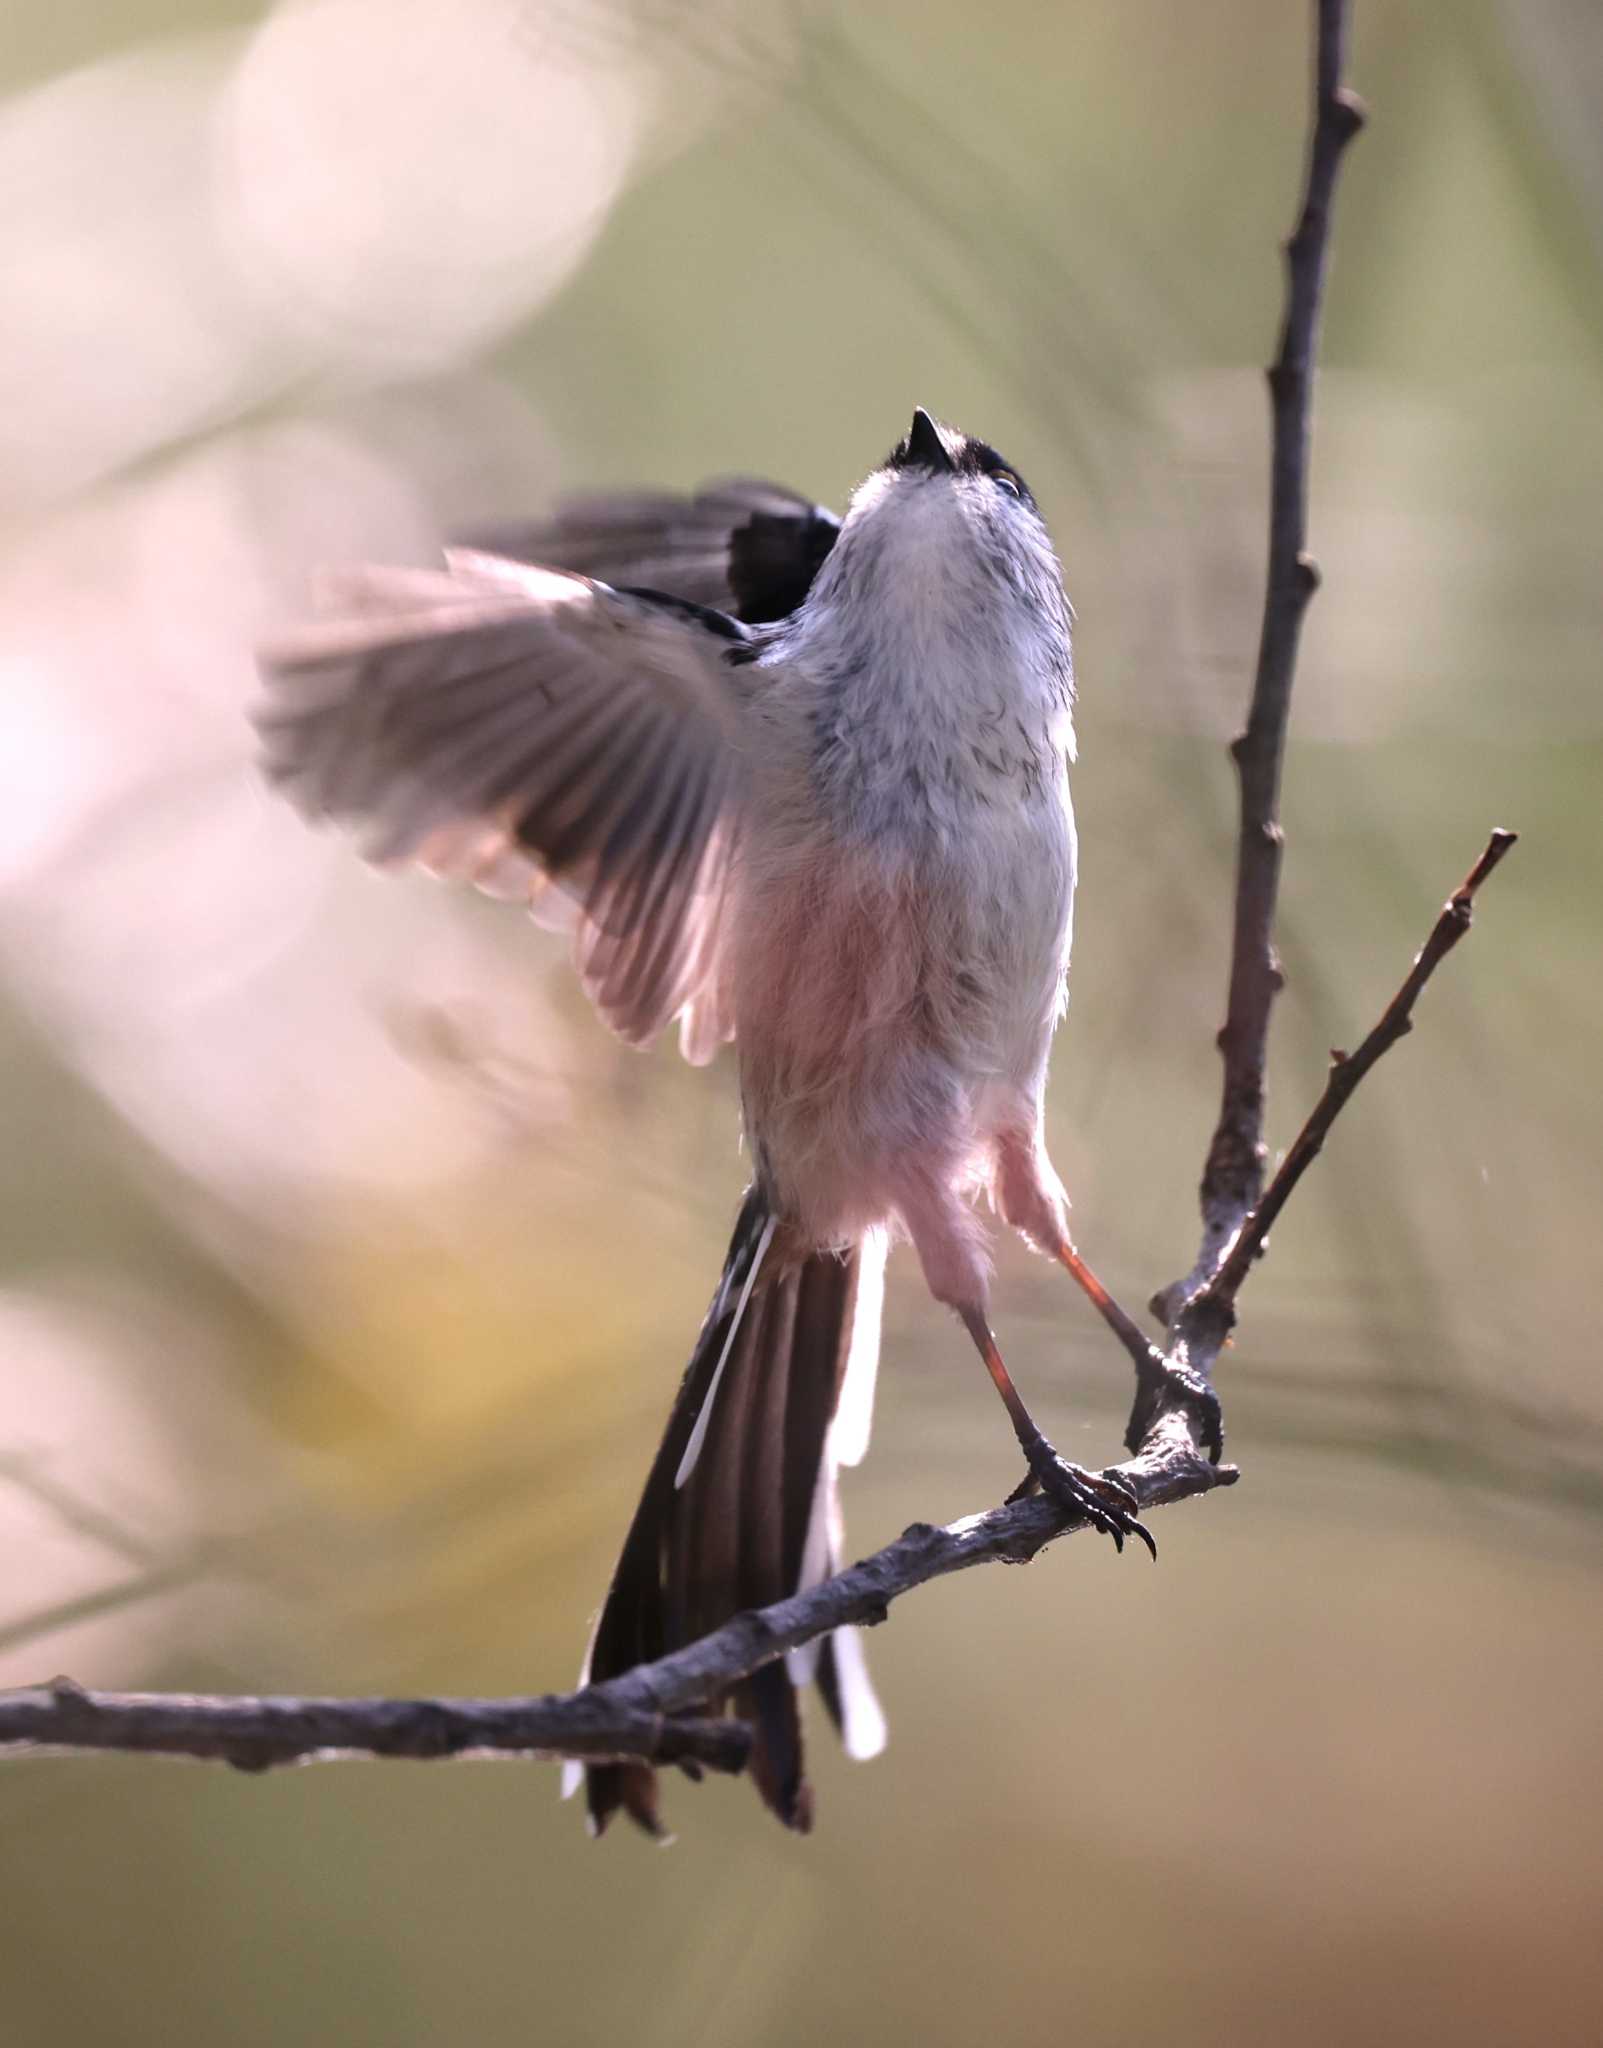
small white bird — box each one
[257,408,1151,1837]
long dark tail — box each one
[568,1188,886,1836]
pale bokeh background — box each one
[2,4,1600,2044]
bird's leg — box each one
[995,1130,1224,1464]
[1056,1241,1224,1460]
[956,1305,1154,1558]
[898,1168,1153,1555]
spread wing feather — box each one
[256,555,754,1059]
[462,478,841,625]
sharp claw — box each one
[1021,1446,1155,1560]
[1005,1467,1041,1507]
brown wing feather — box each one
[256,555,751,1059]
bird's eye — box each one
[993,471,1022,497]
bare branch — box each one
[0,1676,750,1777]
[578,1411,1237,1732]
[1112,0,1369,1462]
[0,1418,1238,1774]
[1165,0,1367,1309]
[1198,829,1519,1316]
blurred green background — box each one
[2,2,1601,2043]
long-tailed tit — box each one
[257,408,1156,1837]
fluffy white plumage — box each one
[732,454,1077,1302]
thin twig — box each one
[1116,0,1367,1458]
[1160,0,1366,1315]
[1199,829,1518,1313]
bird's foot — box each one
[1006,1437,1155,1559]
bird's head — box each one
[804,409,1071,674]
[853,406,1047,544]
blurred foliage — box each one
[1,2,1601,2043]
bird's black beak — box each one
[904,407,955,474]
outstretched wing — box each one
[462,478,841,625]
[256,551,756,1062]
